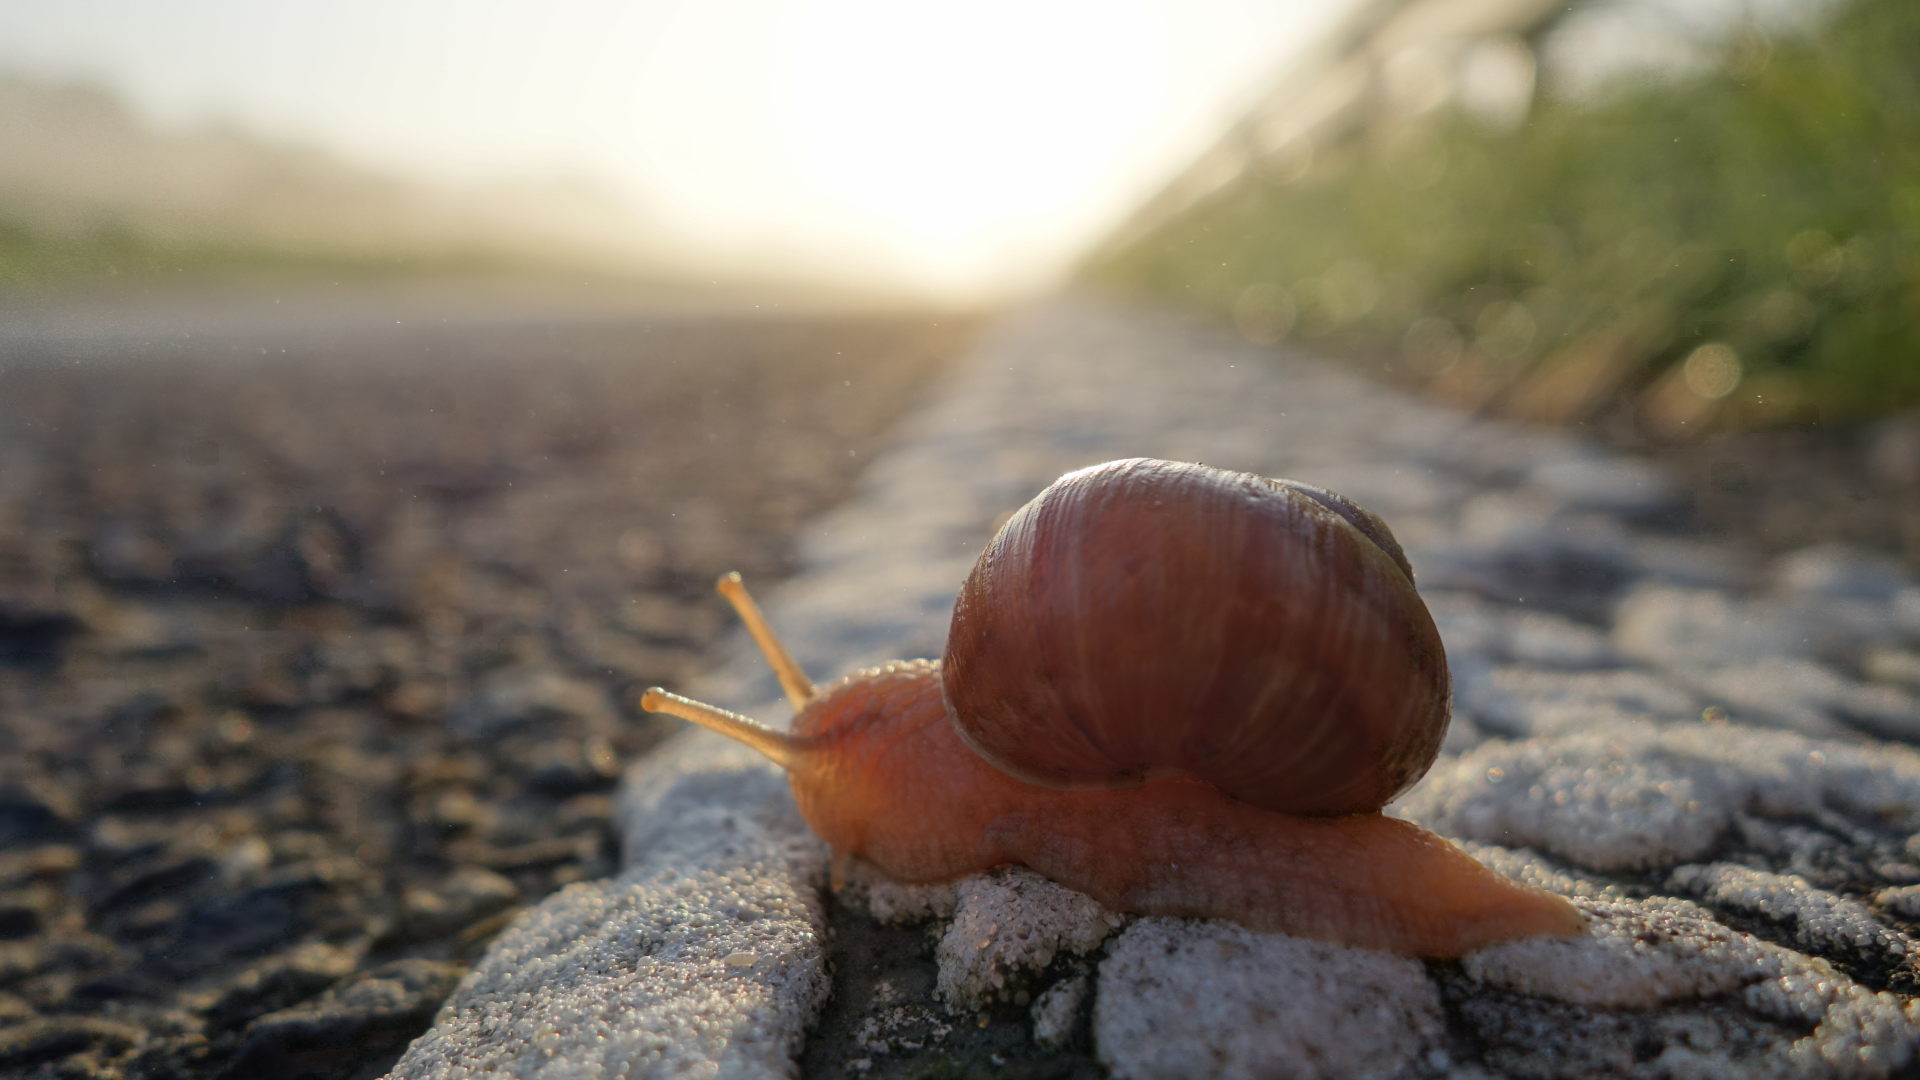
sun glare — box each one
[0,0,1337,299]
[776,1,1169,296]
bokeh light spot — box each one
[1683,343,1743,400]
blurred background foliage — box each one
[0,75,684,292]
[1088,0,1919,440]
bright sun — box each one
[774,1,1171,296]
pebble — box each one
[932,868,1119,1012]
[0,785,74,848]
[401,867,519,942]
[198,942,362,1032]
[1028,974,1088,1051]
[1096,919,1445,1080]
[228,959,465,1076]
[1528,454,1680,521]
[0,1016,142,1072]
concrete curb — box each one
[391,298,1920,1079]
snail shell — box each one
[944,457,1450,816]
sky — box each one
[0,0,1354,299]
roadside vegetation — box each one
[0,216,525,289]
[1089,0,1919,438]
[0,75,671,296]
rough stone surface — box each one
[932,869,1123,1012]
[387,740,831,1078]
[1029,973,1089,1051]
[231,959,465,1078]
[396,298,1920,1077]
[1096,919,1447,1080]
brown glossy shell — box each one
[941,458,1450,817]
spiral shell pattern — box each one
[943,458,1450,817]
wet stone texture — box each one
[399,298,1920,1079]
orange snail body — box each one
[642,459,1584,958]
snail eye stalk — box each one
[716,572,815,711]
[639,688,798,770]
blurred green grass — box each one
[1089,0,1920,437]
[0,215,522,289]
[0,74,689,298]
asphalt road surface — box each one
[0,282,973,1080]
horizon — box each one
[0,1,1351,300]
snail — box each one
[641,458,1584,957]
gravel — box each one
[0,303,968,1079]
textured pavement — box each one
[390,298,1920,1079]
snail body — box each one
[642,459,1583,958]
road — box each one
[0,281,972,1079]
[400,297,1920,1080]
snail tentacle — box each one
[640,687,799,770]
[716,571,815,710]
